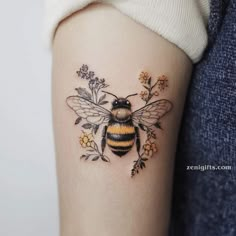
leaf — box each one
[138,123,146,131]
[101,155,110,162]
[98,94,106,103]
[148,77,151,85]
[99,101,109,105]
[143,85,149,90]
[92,156,100,161]
[87,149,95,152]
[142,158,148,161]
[154,122,162,129]
[82,123,92,129]
[75,117,82,125]
[75,87,92,100]
[93,125,99,134]
[141,162,146,168]
[81,154,92,160]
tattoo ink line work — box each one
[66,64,173,177]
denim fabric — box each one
[169,1,236,235]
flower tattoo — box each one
[139,71,150,84]
[80,132,110,162]
[143,140,158,157]
[80,132,94,148]
[66,65,173,177]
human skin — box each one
[52,3,192,236]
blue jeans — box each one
[169,1,236,235]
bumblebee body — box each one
[107,120,135,156]
[102,98,138,157]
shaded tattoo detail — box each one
[80,132,110,162]
[66,65,173,177]
[130,72,170,176]
[139,72,168,104]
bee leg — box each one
[135,127,141,157]
[101,126,108,154]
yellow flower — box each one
[139,71,149,84]
[80,132,94,148]
[140,91,148,101]
[157,75,168,91]
[143,140,158,157]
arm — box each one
[52,3,192,236]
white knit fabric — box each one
[43,0,210,63]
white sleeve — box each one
[43,0,210,63]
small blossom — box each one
[143,140,158,157]
[139,71,150,84]
[89,77,99,90]
[154,91,159,96]
[80,132,94,148]
[140,91,148,101]
[88,71,95,79]
[157,75,168,91]
[81,64,88,72]
[100,78,105,83]
[77,64,89,79]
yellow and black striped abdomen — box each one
[107,123,135,157]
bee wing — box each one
[66,96,111,125]
[132,99,173,127]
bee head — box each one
[112,98,131,109]
[102,91,137,110]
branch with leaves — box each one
[74,64,110,162]
[74,64,109,135]
[131,72,169,177]
[80,132,110,162]
[139,72,168,104]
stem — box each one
[93,142,102,156]
[91,89,96,102]
[94,88,99,103]
[151,81,158,90]
[134,152,144,167]
[96,85,103,101]
[145,85,153,104]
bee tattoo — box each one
[66,65,173,177]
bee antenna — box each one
[102,90,118,99]
[125,93,138,99]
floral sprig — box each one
[131,139,158,176]
[131,124,160,176]
[139,72,168,104]
[131,71,169,177]
[131,140,158,176]
[80,132,110,162]
[139,71,158,104]
[75,64,110,162]
[157,75,168,91]
[74,64,109,134]
[131,138,158,177]
[76,64,109,104]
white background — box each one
[0,1,59,235]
